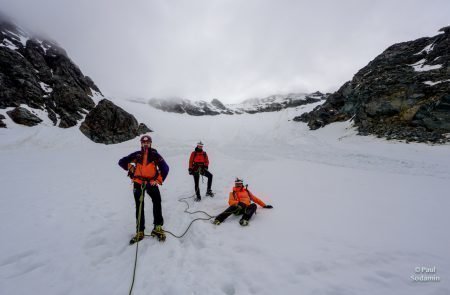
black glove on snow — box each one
[264,205,273,209]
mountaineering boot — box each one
[151,225,166,242]
[206,189,214,197]
[129,231,144,245]
[194,196,201,202]
[239,219,249,226]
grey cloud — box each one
[1,0,449,102]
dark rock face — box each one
[0,16,154,144]
[0,18,100,128]
[0,113,6,127]
[297,27,450,143]
[147,92,326,116]
[148,98,222,116]
[80,99,151,144]
[6,107,42,126]
[211,98,226,110]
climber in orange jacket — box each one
[118,135,169,243]
[188,141,213,201]
[213,178,273,226]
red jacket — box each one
[228,186,266,207]
[189,148,209,170]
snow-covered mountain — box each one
[0,16,100,128]
[0,16,150,144]
[1,97,449,295]
[145,91,327,116]
[298,26,450,143]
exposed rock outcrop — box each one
[0,17,99,128]
[79,99,151,144]
[0,113,6,127]
[296,27,450,143]
[6,106,42,126]
[1,16,150,144]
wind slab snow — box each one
[0,100,449,295]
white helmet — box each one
[235,178,244,186]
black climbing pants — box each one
[193,168,213,197]
[133,182,164,232]
[215,203,257,223]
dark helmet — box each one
[235,177,244,186]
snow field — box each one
[1,99,449,295]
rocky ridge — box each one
[80,99,151,144]
[295,26,450,143]
[0,18,98,128]
[0,16,150,144]
[146,92,327,116]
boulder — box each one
[6,107,42,126]
[211,98,227,110]
[80,99,151,144]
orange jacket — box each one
[132,149,163,185]
[189,149,209,169]
[228,186,266,207]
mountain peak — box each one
[297,27,450,143]
[439,25,450,34]
[0,17,101,128]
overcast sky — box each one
[1,0,449,103]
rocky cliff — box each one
[0,18,99,128]
[295,26,450,143]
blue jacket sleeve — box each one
[155,152,169,181]
[118,151,140,170]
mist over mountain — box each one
[143,92,327,116]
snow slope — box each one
[1,100,449,295]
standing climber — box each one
[188,141,213,201]
[118,135,169,243]
[213,178,273,226]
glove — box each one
[264,205,273,209]
[188,168,193,175]
[127,163,136,178]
